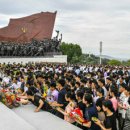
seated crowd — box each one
[0,63,130,130]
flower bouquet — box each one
[70,108,88,123]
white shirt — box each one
[122,96,129,119]
[10,83,19,89]
[17,82,22,88]
[2,77,10,84]
[102,86,107,97]
[24,86,28,92]
[119,92,126,115]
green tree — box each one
[59,42,112,65]
[60,42,82,63]
[108,59,121,66]
[102,58,110,65]
[124,60,130,66]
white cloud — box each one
[0,0,130,59]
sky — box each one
[0,0,130,59]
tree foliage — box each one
[108,60,121,66]
[122,60,130,66]
[60,42,82,62]
[60,42,129,65]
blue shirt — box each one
[57,87,67,109]
[84,105,101,130]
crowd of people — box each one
[0,62,130,130]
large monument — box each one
[0,12,64,56]
[0,11,56,42]
[0,12,67,63]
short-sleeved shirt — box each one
[47,89,59,102]
[32,95,50,111]
[32,95,44,108]
[77,101,86,116]
[10,83,19,89]
[51,89,59,101]
[110,97,118,112]
[84,105,101,130]
[119,92,126,115]
[104,113,117,130]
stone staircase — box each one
[0,103,81,130]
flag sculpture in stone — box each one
[0,11,57,42]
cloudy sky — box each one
[0,0,130,59]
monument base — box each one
[0,55,67,64]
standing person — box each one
[118,83,127,130]
[57,92,76,123]
[98,79,108,98]
[110,87,118,112]
[123,97,130,130]
[106,77,113,91]
[75,90,86,129]
[119,86,130,130]
[76,90,86,116]
[47,81,59,103]
[76,94,101,130]
[96,88,105,104]
[75,82,81,94]
[51,79,67,119]
[96,97,105,123]
[91,79,99,103]
[94,100,117,130]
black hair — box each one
[76,82,80,87]
[16,71,20,76]
[87,79,92,84]
[98,79,105,86]
[64,84,71,92]
[110,87,118,97]
[81,78,87,84]
[70,81,75,87]
[76,90,84,99]
[102,100,115,112]
[66,77,71,82]
[106,77,112,81]
[84,93,93,105]
[97,88,104,96]
[50,81,56,88]
[0,78,2,82]
[66,91,75,100]
[126,86,130,92]
[45,80,50,86]
[96,98,104,111]
[36,74,44,79]
[91,79,98,86]
[26,81,33,86]
[120,83,127,89]
[58,79,65,87]
[26,89,33,96]
[128,97,130,105]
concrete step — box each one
[13,103,82,130]
[0,103,36,130]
